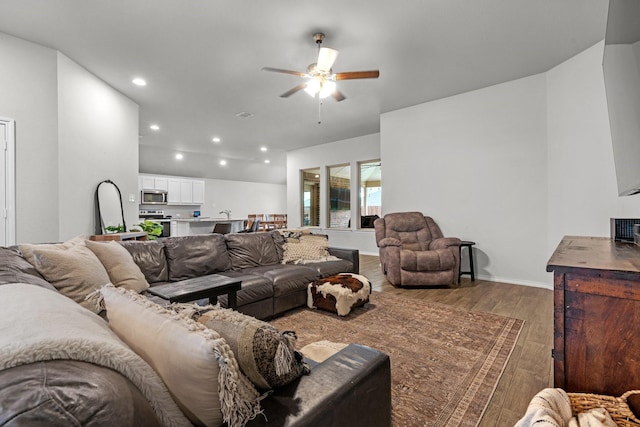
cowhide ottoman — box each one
[307,273,371,316]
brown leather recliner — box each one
[374,212,461,287]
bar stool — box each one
[458,241,476,283]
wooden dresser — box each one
[547,236,640,395]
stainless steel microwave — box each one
[141,189,168,204]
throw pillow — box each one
[100,285,261,427]
[19,235,87,267]
[85,240,149,293]
[32,244,110,313]
[281,234,340,264]
[0,247,56,291]
[191,306,308,390]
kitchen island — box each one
[170,217,245,236]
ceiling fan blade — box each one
[335,70,380,80]
[280,83,307,98]
[332,89,346,102]
[317,47,339,72]
[262,67,307,77]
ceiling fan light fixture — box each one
[305,79,321,97]
[319,80,336,98]
[317,47,339,72]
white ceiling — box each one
[0,0,608,184]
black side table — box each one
[458,241,476,283]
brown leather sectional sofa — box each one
[0,232,391,427]
[122,231,360,320]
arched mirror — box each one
[603,0,640,195]
[94,179,126,234]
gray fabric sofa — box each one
[121,231,360,320]
[0,234,390,427]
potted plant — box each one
[132,220,163,240]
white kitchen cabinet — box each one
[154,177,168,191]
[167,179,181,204]
[140,174,205,205]
[141,176,155,190]
[140,175,168,191]
[192,180,205,204]
[170,220,191,237]
[180,180,193,204]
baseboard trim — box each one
[476,274,552,290]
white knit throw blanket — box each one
[515,388,617,427]
[0,283,192,427]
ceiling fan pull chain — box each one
[318,98,322,124]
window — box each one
[359,161,381,228]
[328,164,351,228]
[301,168,320,226]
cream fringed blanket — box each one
[515,388,617,427]
[0,283,191,427]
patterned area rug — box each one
[269,291,523,427]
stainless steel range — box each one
[139,209,169,219]
[139,209,172,237]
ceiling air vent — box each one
[235,112,254,119]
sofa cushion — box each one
[163,234,231,281]
[281,234,339,264]
[85,240,149,293]
[400,248,456,271]
[0,360,162,427]
[299,259,354,277]
[248,264,319,298]
[0,247,56,291]
[101,285,261,427]
[32,244,110,313]
[194,306,308,390]
[216,272,274,306]
[119,240,169,283]
[225,232,280,269]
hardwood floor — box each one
[359,254,553,426]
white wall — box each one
[547,41,640,256]
[57,53,139,240]
[381,75,549,286]
[0,33,59,243]
[0,32,140,243]
[201,178,286,220]
[287,133,381,254]
[153,176,286,220]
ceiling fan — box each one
[262,32,379,102]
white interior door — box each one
[0,118,16,246]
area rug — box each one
[269,292,523,427]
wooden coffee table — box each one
[147,274,242,309]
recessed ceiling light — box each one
[264,159,270,164]
[175,153,183,160]
[219,160,227,166]
[235,111,254,119]
[150,124,160,130]
[132,78,147,86]
[260,146,267,152]
[212,137,221,143]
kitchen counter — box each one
[171,217,244,222]
[170,218,246,236]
